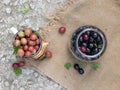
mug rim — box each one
[76,26,106,58]
[13,29,42,58]
[70,25,107,61]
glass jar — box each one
[12,27,48,60]
[69,25,107,62]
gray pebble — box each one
[6,8,11,14]
[0,76,2,82]
[19,0,27,4]
[27,79,34,85]
[0,18,4,23]
[3,0,10,5]
[4,81,9,87]
[47,0,51,3]
[30,4,35,9]
[25,19,30,24]
[13,0,19,6]
[34,72,39,78]
[19,87,25,90]
[54,84,58,88]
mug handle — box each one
[10,27,18,35]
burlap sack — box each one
[27,0,120,90]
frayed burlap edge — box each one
[39,0,86,32]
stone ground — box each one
[0,0,67,90]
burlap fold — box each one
[27,0,120,90]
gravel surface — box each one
[0,0,67,90]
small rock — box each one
[47,0,51,3]
[34,72,39,78]
[19,87,25,90]
[53,84,58,88]
[4,81,9,87]
[25,19,30,24]
[6,17,14,23]
[30,69,34,73]
[30,4,35,9]
[27,80,33,85]
[57,86,63,90]
[19,0,27,4]
[17,15,22,22]
[0,18,4,23]
[5,59,9,63]
[11,85,16,90]
[6,8,11,14]
[13,0,19,6]
[45,86,53,90]
[10,27,18,35]
[49,81,54,85]
[1,58,5,61]
[0,76,2,82]
[3,0,10,5]
[39,83,44,87]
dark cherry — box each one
[74,64,80,70]
[19,61,25,67]
[80,46,87,53]
[93,32,98,38]
[12,63,19,69]
[15,35,20,40]
[78,68,84,74]
[86,48,91,54]
[86,31,90,35]
[96,36,101,42]
[98,48,101,52]
[90,31,94,36]
[93,48,99,54]
[79,36,83,42]
[98,40,103,44]
[89,37,94,43]
[59,27,66,34]
[82,43,87,47]
[89,43,94,49]
[83,34,89,41]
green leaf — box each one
[13,68,22,75]
[13,50,17,55]
[41,56,46,61]
[20,7,29,14]
[13,46,22,55]
[91,63,100,70]
[98,44,103,49]
[34,32,39,37]
[64,62,71,70]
